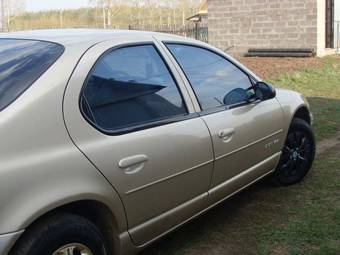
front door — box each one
[63,37,214,245]
[164,43,285,203]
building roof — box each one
[187,0,208,22]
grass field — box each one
[141,56,340,255]
[258,149,340,255]
[270,56,340,141]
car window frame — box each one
[163,41,260,116]
[79,42,198,136]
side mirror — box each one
[255,81,276,101]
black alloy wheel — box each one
[272,118,315,185]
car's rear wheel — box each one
[272,118,315,186]
[52,243,94,255]
[10,213,107,255]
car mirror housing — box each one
[255,81,276,101]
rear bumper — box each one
[0,230,23,255]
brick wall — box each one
[208,0,326,56]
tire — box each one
[271,118,316,186]
[10,213,107,255]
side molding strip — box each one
[215,130,283,161]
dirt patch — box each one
[317,131,340,155]
[272,246,289,255]
[236,57,325,80]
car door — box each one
[63,37,214,245]
[163,42,285,204]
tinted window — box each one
[166,44,255,110]
[82,45,187,131]
[0,39,64,110]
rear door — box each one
[63,36,214,245]
[163,42,285,203]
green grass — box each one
[257,150,340,255]
[257,57,340,254]
[269,56,340,140]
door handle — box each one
[119,155,148,174]
[218,128,235,142]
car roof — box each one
[0,29,189,47]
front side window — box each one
[0,39,64,110]
[81,44,187,132]
[166,44,255,111]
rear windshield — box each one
[0,39,64,110]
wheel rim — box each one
[52,243,93,255]
[280,130,313,181]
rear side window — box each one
[0,39,64,110]
[81,44,187,132]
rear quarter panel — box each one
[0,43,127,238]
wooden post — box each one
[195,22,199,40]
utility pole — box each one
[1,0,5,32]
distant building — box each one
[187,0,208,26]
[208,0,339,57]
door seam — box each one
[199,117,217,192]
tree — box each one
[8,0,202,31]
[1,0,25,31]
[1,0,5,31]
[89,0,126,28]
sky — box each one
[26,0,90,12]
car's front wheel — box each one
[272,118,315,186]
[10,213,107,255]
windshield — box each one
[0,39,64,110]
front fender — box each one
[275,88,311,136]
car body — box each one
[0,30,315,255]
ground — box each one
[237,57,325,81]
[141,56,340,255]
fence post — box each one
[195,22,199,40]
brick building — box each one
[208,0,338,57]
